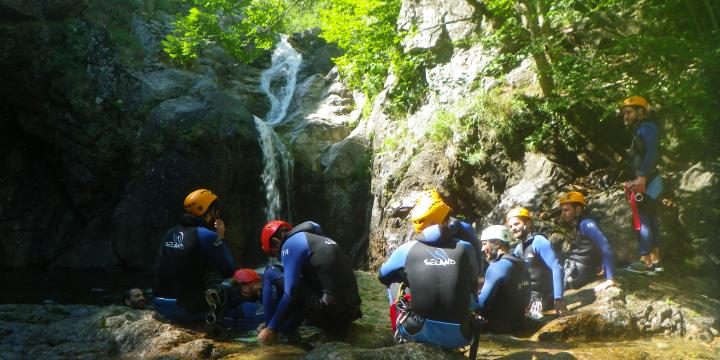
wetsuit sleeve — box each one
[477,259,512,311]
[267,234,311,331]
[580,219,615,280]
[533,236,564,299]
[197,227,236,278]
[378,241,416,286]
[636,122,659,177]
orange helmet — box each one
[559,191,587,206]
[410,190,452,233]
[505,207,531,223]
[233,269,261,284]
[184,189,218,216]
[621,96,649,112]
[261,220,293,254]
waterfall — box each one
[255,35,302,222]
[260,35,302,126]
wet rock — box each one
[303,342,467,360]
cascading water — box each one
[255,35,302,222]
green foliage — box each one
[163,0,283,64]
[320,0,402,98]
[429,109,458,144]
[479,0,720,159]
[320,0,428,116]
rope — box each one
[205,286,227,325]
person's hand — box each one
[554,298,568,317]
[594,279,615,293]
[214,219,226,238]
[257,327,276,346]
[632,176,647,194]
[623,181,632,195]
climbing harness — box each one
[205,285,227,325]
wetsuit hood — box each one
[179,213,211,228]
[417,223,455,246]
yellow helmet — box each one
[559,191,586,206]
[410,190,451,233]
[184,189,218,216]
[505,207,531,223]
[621,96,649,112]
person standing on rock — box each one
[477,225,530,333]
[378,191,480,349]
[558,191,616,293]
[257,220,362,345]
[620,96,664,274]
[507,207,567,319]
[152,189,238,323]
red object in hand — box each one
[629,191,641,231]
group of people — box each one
[143,95,662,351]
[376,95,663,349]
[150,189,361,345]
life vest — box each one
[565,216,601,269]
[628,120,660,180]
[520,233,552,296]
[483,253,530,330]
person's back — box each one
[479,254,529,332]
[152,189,236,322]
[285,222,362,326]
[379,223,478,348]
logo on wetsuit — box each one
[424,248,456,266]
[166,231,185,249]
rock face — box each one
[0,2,266,269]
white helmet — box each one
[480,225,512,245]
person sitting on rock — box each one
[558,191,616,293]
[152,189,238,324]
[507,207,567,319]
[477,225,529,333]
[378,190,480,349]
[412,190,484,282]
[221,269,265,332]
[257,220,362,345]
[123,288,146,310]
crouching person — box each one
[257,220,362,345]
[378,192,480,349]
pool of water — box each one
[0,268,154,305]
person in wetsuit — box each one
[477,225,529,333]
[620,96,664,274]
[558,191,616,293]
[378,190,480,349]
[507,207,567,319]
[257,220,361,345]
[152,189,238,323]
[412,190,483,283]
[222,269,265,332]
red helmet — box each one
[261,220,292,254]
[233,269,260,283]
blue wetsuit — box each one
[152,214,237,323]
[629,120,663,256]
[564,216,616,289]
[478,253,529,332]
[378,223,479,349]
[262,221,361,333]
[514,233,564,307]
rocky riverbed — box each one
[1,271,718,359]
